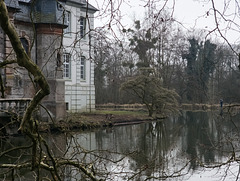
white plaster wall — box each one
[63,4,95,112]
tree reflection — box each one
[184,111,215,170]
[86,111,240,180]
[2,111,240,180]
[93,117,187,180]
[0,134,67,180]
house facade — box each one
[63,0,97,112]
[0,0,97,120]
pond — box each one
[1,111,240,180]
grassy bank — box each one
[39,110,153,132]
[40,103,239,132]
[97,103,234,112]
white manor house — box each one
[1,0,97,120]
[63,0,97,112]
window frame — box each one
[20,37,29,54]
[63,53,71,79]
[79,16,86,38]
[80,56,86,80]
[64,11,71,36]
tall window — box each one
[63,53,71,78]
[64,11,71,35]
[80,56,86,80]
[20,37,29,54]
[79,17,86,38]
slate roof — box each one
[18,0,31,2]
[5,0,98,13]
[67,0,98,12]
[5,0,20,9]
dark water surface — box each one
[1,111,240,180]
[66,111,240,180]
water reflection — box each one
[0,134,67,180]
[66,111,240,180]
[184,111,215,169]
[1,111,240,180]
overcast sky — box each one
[89,0,239,44]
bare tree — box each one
[1,0,240,180]
[0,1,101,180]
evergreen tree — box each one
[183,38,217,103]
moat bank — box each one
[38,102,240,133]
[39,110,155,132]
